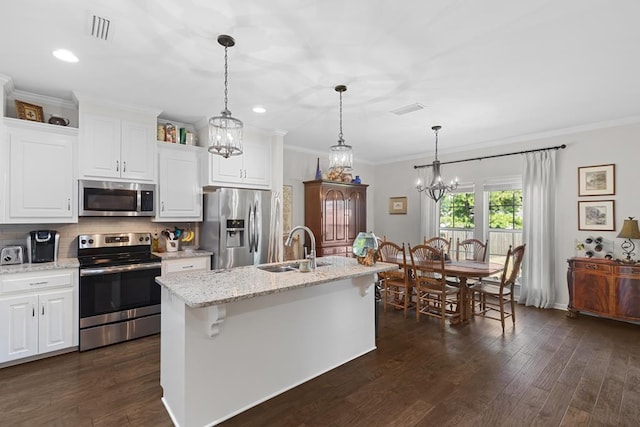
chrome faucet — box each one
[285,225,317,270]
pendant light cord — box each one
[223,45,229,112]
[433,126,439,161]
[338,90,344,143]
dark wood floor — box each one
[1,304,639,426]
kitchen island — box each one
[156,256,397,427]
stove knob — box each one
[80,239,87,245]
[145,236,150,242]
[139,237,144,242]
[88,239,94,244]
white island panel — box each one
[161,273,378,427]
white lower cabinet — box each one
[161,256,210,275]
[0,270,77,364]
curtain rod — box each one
[413,144,567,169]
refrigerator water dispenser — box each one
[226,219,245,248]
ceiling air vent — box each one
[90,15,111,41]
[391,103,425,115]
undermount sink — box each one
[257,261,332,273]
[257,265,298,273]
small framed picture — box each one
[15,100,44,123]
[578,200,615,231]
[388,196,407,214]
[578,164,615,196]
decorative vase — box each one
[315,157,322,180]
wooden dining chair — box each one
[470,244,526,332]
[456,238,488,262]
[378,241,413,318]
[409,244,461,329]
[455,238,488,287]
[424,237,452,259]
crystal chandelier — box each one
[328,85,353,172]
[416,125,458,203]
[208,35,243,158]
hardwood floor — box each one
[1,304,639,426]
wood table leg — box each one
[460,277,469,323]
[450,277,469,325]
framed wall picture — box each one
[578,200,615,231]
[578,164,615,196]
[388,196,407,214]
[15,100,44,122]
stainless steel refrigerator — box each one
[201,188,275,269]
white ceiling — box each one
[2,0,640,164]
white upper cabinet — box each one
[78,114,120,179]
[204,139,272,189]
[75,95,160,183]
[2,120,77,223]
[156,143,202,221]
[80,113,156,182]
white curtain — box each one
[420,194,439,242]
[519,150,556,308]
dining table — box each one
[385,255,504,323]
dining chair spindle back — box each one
[409,244,461,329]
[378,241,413,318]
[470,244,526,332]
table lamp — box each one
[617,217,640,263]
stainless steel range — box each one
[77,232,161,351]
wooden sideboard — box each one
[566,258,640,322]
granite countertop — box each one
[153,250,213,260]
[156,256,398,308]
[0,258,80,275]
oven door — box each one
[79,263,161,328]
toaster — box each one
[1,246,24,265]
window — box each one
[436,184,523,275]
[487,189,523,266]
[439,191,475,249]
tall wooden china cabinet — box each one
[304,180,368,257]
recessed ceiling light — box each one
[252,105,267,114]
[52,49,79,63]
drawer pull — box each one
[182,265,194,269]
[29,281,49,286]
[586,265,598,270]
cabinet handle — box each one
[161,201,165,212]
[29,281,48,286]
[239,168,243,178]
[116,160,120,172]
[41,303,44,316]
[244,169,247,178]
[32,306,35,317]
[68,198,71,211]
[123,161,127,172]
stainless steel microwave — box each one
[79,180,155,217]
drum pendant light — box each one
[208,34,243,158]
[328,85,353,172]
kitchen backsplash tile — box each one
[0,218,199,258]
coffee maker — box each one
[27,230,59,263]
